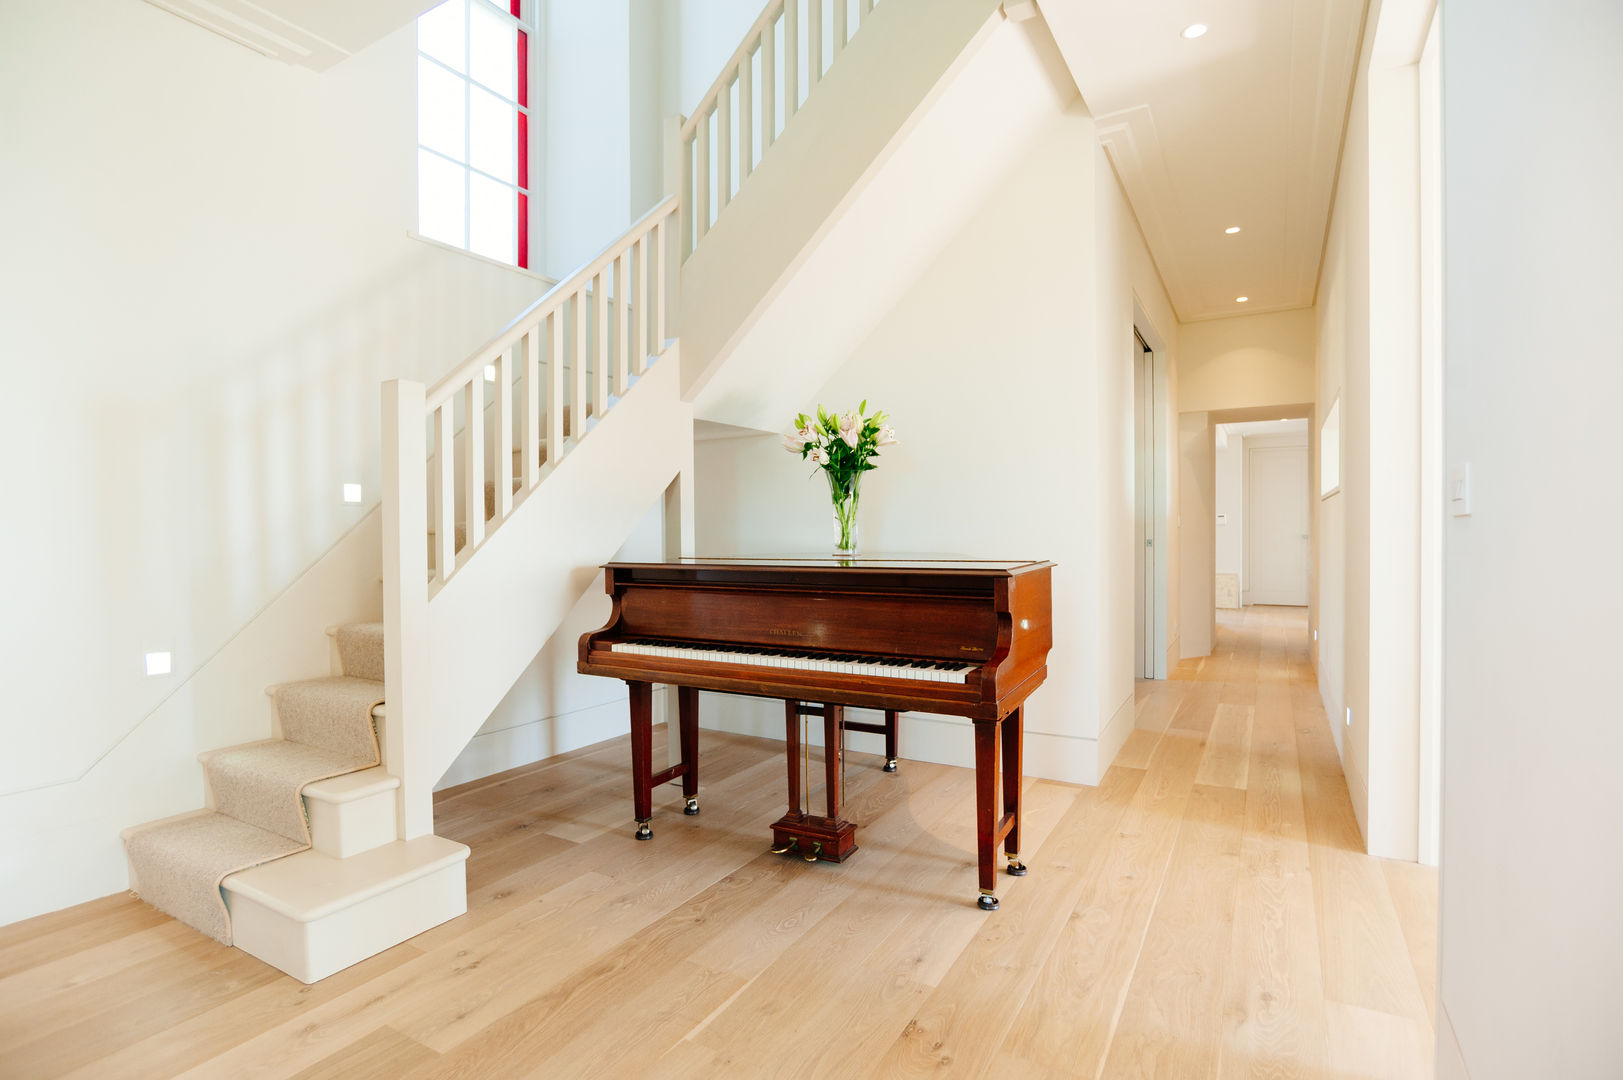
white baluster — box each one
[717,81,732,212]
[696,114,711,241]
[548,308,565,462]
[681,131,695,258]
[809,0,822,88]
[785,0,799,118]
[655,217,667,349]
[573,290,588,432]
[594,269,609,415]
[494,349,513,520]
[635,235,649,374]
[521,327,539,491]
[740,49,753,180]
[615,253,630,393]
[463,376,485,550]
[761,18,776,149]
[434,403,455,583]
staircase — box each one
[117,0,1033,982]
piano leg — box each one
[974,719,1001,909]
[679,686,700,815]
[884,709,900,772]
[629,681,654,840]
[1003,707,1027,876]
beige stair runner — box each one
[122,623,385,944]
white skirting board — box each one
[695,692,1104,787]
[435,690,670,792]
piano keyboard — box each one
[609,639,978,684]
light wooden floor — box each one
[0,605,1436,1079]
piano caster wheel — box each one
[977,891,999,912]
[683,797,701,816]
[883,759,898,773]
[802,841,823,863]
[1006,856,1028,877]
[634,820,652,841]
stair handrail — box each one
[679,0,883,256]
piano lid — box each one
[603,555,1053,575]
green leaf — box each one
[859,399,867,415]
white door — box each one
[1246,445,1309,606]
[1133,337,1155,676]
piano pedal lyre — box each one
[683,797,700,816]
[634,819,652,841]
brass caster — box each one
[634,820,652,841]
[977,891,1000,911]
[683,797,700,816]
[802,841,823,863]
[1006,856,1028,877]
[882,759,899,773]
[770,838,798,855]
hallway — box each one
[1127,605,1438,1077]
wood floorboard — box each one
[0,607,1437,1080]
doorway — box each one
[1246,443,1310,606]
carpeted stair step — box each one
[122,811,306,944]
[201,740,377,844]
[123,628,387,948]
[333,622,383,682]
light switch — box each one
[1448,463,1472,517]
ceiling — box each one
[1220,418,1309,438]
[1041,0,1368,322]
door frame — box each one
[1133,298,1172,679]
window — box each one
[417,0,532,268]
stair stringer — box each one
[679,0,1006,407]
[411,350,693,802]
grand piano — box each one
[578,556,1053,910]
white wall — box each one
[690,113,1174,785]
[1314,0,1428,861]
[438,502,664,788]
[0,0,555,922]
[1438,2,1623,1076]
[1176,308,1317,415]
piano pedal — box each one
[634,819,652,841]
[770,838,798,855]
[683,797,700,816]
[1006,854,1028,877]
[883,758,899,773]
[977,890,1000,911]
[802,841,823,863]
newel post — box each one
[382,379,434,839]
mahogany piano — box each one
[577,556,1053,910]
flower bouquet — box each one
[782,402,897,555]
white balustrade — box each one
[394,195,679,597]
[679,0,884,256]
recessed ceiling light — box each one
[1236,296,1249,303]
[1224,226,1241,234]
[1182,22,1208,39]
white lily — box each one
[782,433,806,454]
[877,426,898,447]
[808,446,828,465]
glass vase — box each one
[825,470,862,556]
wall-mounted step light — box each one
[342,483,363,504]
[145,651,172,676]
